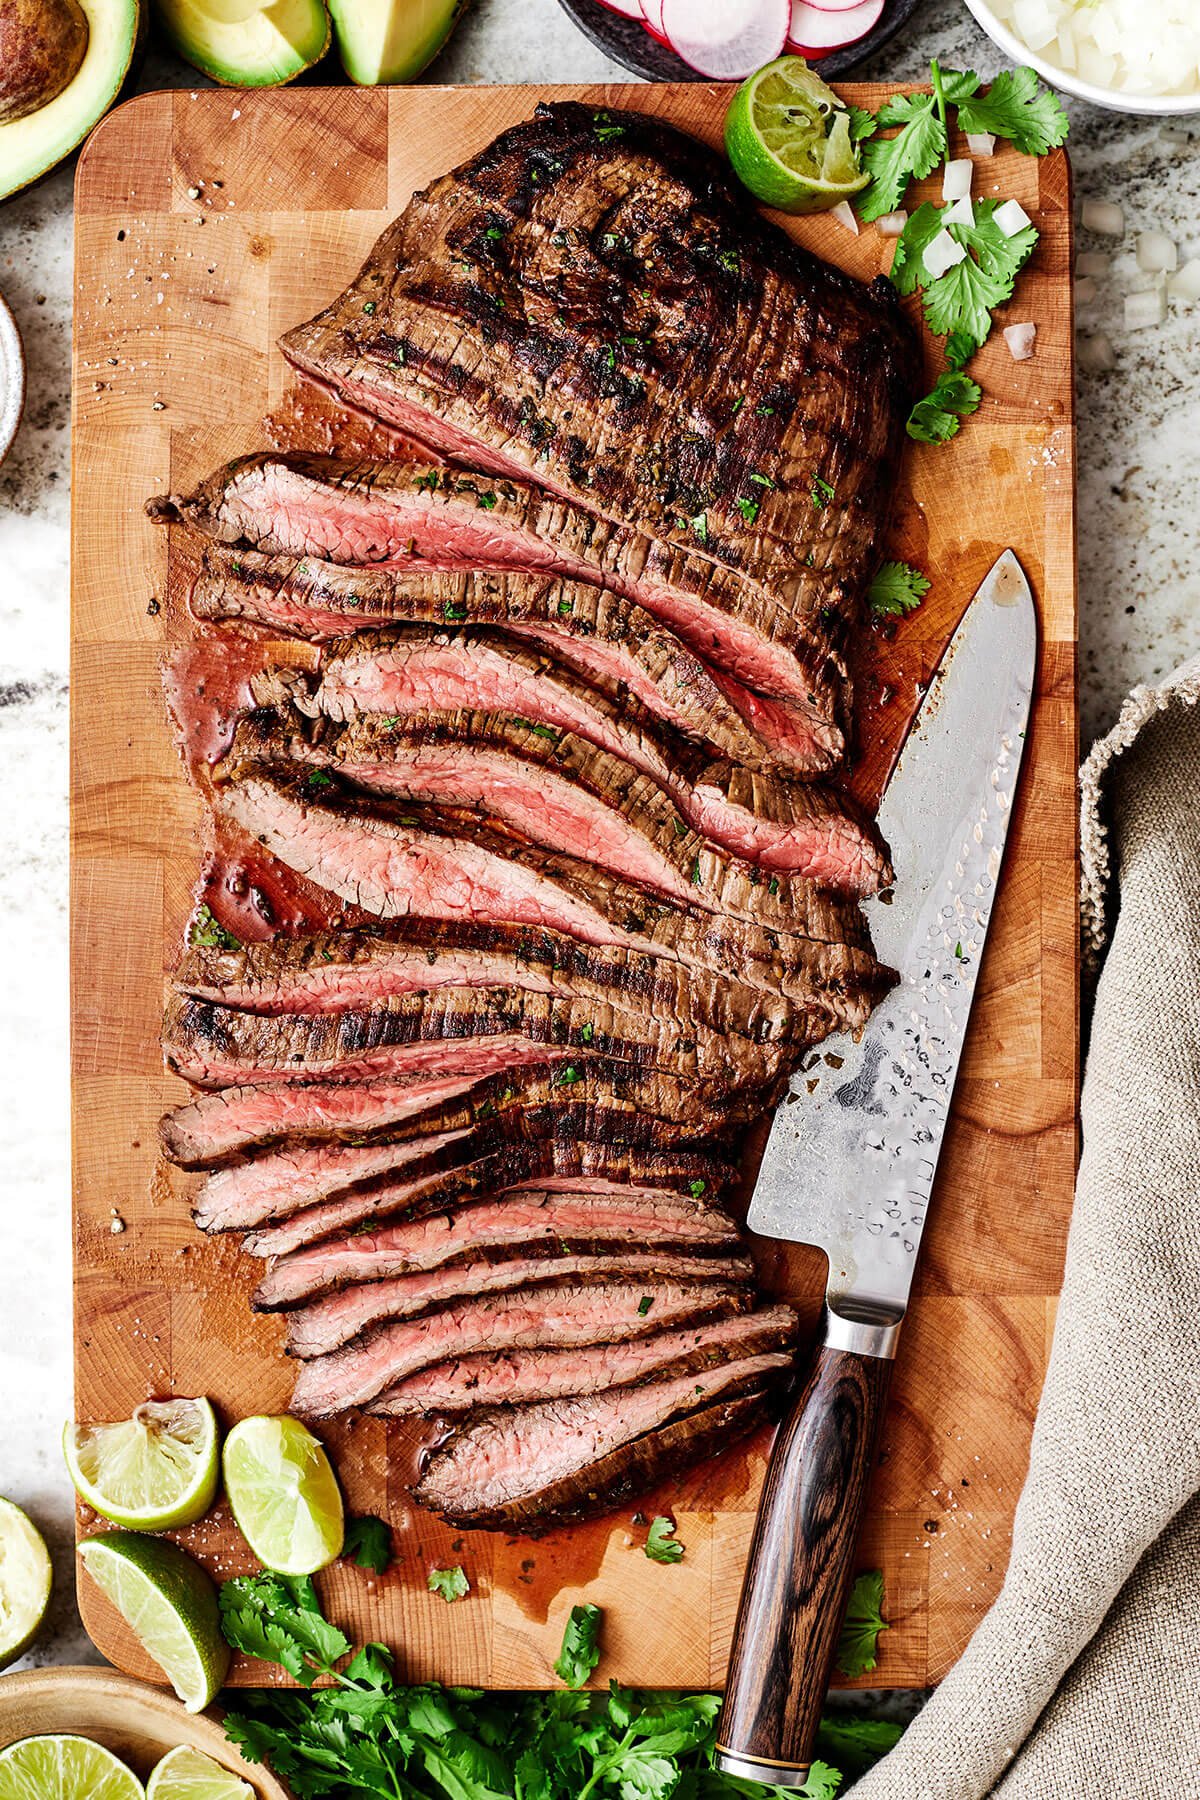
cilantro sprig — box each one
[907,371,982,445]
[835,1569,891,1678]
[867,560,930,618]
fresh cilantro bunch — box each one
[217,1572,900,1800]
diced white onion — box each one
[1004,322,1037,361]
[942,196,975,230]
[942,159,973,203]
[1076,250,1110,278]
[1012,0,1057,49]
[1125,287,1167,331]
[1074,275,1098,306]
[1077,331,1116,374]
[1001,0,1200,97]
[1136,231,1178,273]
[831,201,859,236]
[966,132,996,157]
[875,211,908,238]
[1168,258,1200,302]
[1082,199,1124,237]
[995,199,1033,239]
[924,230,968,280]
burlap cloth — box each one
[852,658,1200,1798]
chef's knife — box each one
[715,550,1037,1788]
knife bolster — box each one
[824,1307,902,1360]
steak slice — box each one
[155,453,846,770]
[284,1247,756,1359]
[191,1109,732,1234]
[163,982,788,1094]
[214,773,891,1030]
[373,1302,797,1414]
[241,1143,735,1259]
[288,1276,754,1415]
[191,544,795,773]
[161,1058,731,1167]
[410,1357,784,1529]
[253,1186,744,1309]
[229,699,889,895]
[275,107,919,665]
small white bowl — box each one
[961,0,1200,116]
[0,293,24,466]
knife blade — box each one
[715,550,1037,1788]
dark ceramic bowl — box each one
[557,0,924,80]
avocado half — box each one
[329,0,468,85]
[154,0,331,86]
[0,0,143,202]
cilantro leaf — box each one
[554,1602,602,1688]
[888,201,945,297]
[815,1714,905,1778]
[835,1570,890,1678]
[428,1565,470,1603]
[867,560,930,618]
[956,66,1069,155]
[219,1573,350,1686]
[856,95,945,223]
[921,199,1038,359]
[907,371,982,444]
[644,1517,684,1564]
[845,104,876,144]
[343,1514,392,1575]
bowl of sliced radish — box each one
[557,0,925,82]
[961,0,1200,113]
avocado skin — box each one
[0,0,144,203]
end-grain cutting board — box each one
[71,82,1078,1691]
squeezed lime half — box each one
[725,56,869,213]
[64,1397,220,1532]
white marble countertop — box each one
[1,0,1197,1676]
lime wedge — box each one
[0,1497,53,1669]
[77,1533,230,1712]
[0,1735,144,1800]
[64,1398,220,1532]
[725,56,869,214]
[146,1746,253,1800]
[222,1415,344,1576]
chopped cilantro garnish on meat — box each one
[737,498,760,524]
[637,1295,654,1317]
[188,904,239,952]
[811,476,835,509]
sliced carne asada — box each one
[214,774,890,1032]
[410,1356,785,1529]
[190,546,798,773]
[253,1187,744,1310]
[161,1057,732,1168]
[372,1302,797,1415]
[284,1246,756,1360]
[288,1276,755,1416]
[163,981,789,1095]
[275,106,918,658]
[232,695,889,893]
[153,452,847,769]
[241,1141,735,1259]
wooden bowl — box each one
[0,1667,293,1797]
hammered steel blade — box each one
[748,551,1037,1323]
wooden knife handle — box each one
[714,1311,898,1788]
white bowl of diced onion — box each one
[961,0,1200,113]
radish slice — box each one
[659,0,788,79]
[594,0,644,14]
[787,0,883,51]
[786,40,833,55]
[795,0,872,11]
[640,0,669,41]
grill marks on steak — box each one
[288,1275,755,1416]
[284,1246,756,1359]
[234,690,889,893]
[191,544,788,773]
[411,1356,785,1529]
[372,1302,797,1415]
[253,1186,744,1309]
[276,104,918,645]
[154,453,848,769]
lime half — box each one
[147,1746,253,1800]
[64,1398,220,1532]
[725,57,869,214]
[222,1415,344,1576]
[77,1533,230,1712]
[0,1735,144,1800]
[0,1497,53,1669]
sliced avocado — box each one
[153,0,331,87]
[0,0,141,201]
[328,0,468,86]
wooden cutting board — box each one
[71,81,1078,1692]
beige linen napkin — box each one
[851,659,1200,1799]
